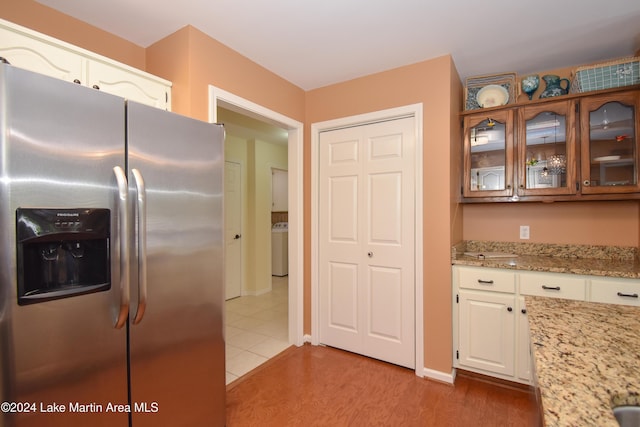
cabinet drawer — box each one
[519,272,586,301]
[590,278,640,307]
[457,267,515,293]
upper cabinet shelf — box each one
[461,86,640,203]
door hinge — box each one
[576,182,580,191]
[456,294,459,303]
[461,119,464,129]
[456,350,459,360]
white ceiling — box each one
[36,0,640,91]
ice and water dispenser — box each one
[16,208,111,305]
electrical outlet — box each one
[520,225,530,240]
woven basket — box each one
[570,56,640,93]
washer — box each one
[271,222,288,276]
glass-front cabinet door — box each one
[517,101,576,196]
[580,91,640,194]
[463,110,514,198]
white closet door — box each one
[319,116,415,369]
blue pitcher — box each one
[539,75,570,98]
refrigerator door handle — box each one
[113,166,130,329]
[131,168,147,325]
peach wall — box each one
[1,0,145,69]
[463,201,639,246]
[145,27,192,116]
[306,55,460,374]
[146,26,305,123]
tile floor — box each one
[225,276,289,384]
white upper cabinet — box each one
[0,19,171,111]
[0,24,83,82]
[271,168,288,212]
[87,60,171,110]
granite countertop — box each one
[526,296,640,427]
[452,240,640,279]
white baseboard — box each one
[303,334,312,344]
[422,367,456,384]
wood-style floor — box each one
[226,344,540,426]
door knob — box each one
[234,234,241,240]
[367,252,373,258]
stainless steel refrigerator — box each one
[0,62,225,426]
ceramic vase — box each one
[521,75,540,100]
[539,75,570,98]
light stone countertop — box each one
[526,296,640,427]
[452,240,640,279]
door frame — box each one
[209,85,305,347]
[311,103,424,377]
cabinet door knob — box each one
[521,309,527,314]
[583,180,590,186]
[234,234,241,240]
[507,307,513,312]
[73,79,81,84]
[367,252,373,258]
[92,84,100,90]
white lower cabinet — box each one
[455,265,640,385]
[516,296,532,383]
[458,289,515,377]
[590,277,640,307]
[454,266,588,385]
[519,271,587,301]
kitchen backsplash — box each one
[453,240,637,260]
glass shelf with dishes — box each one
[460,87,640,202]
[580,92,640,194]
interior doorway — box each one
[209,86,304,382]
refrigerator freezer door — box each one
[126,102,225,426]
[0,65,128,425]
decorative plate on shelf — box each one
[464,72,517,110]
[476,85,509,108]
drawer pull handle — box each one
[617,292,639,299]
[477,279,494,285]
[541,285,561,291]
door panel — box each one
[225,161,242,300]
[368,266,402,340]
[1,65,128,426]
[369,172,401,243]
[127,102,225,427]
[329,175,358,242]
[319,116,415,369]
[329,262,359,331]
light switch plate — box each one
[520,225,530,240]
